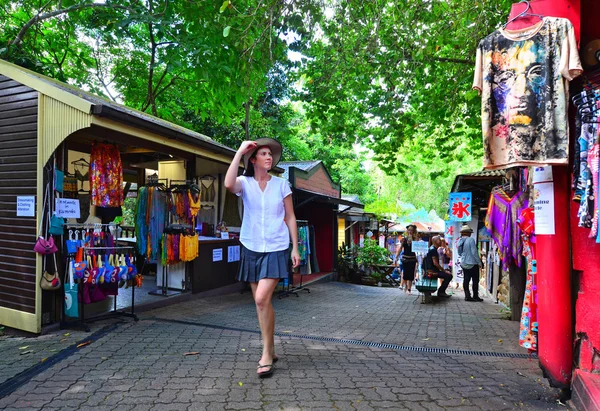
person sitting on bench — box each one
[425,236,453,298]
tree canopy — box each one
[0,0,516,216]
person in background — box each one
[457,225,484,302]
[438,238,452,270]
[224,138,301,378]
[426,236,453,298]
[395,224,418,294]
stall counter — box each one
[192,237,241,293]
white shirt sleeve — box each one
[281,179,292,199]
[560,22,583,81]
[234,176,246,197]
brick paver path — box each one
[0,282,561,410]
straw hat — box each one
[243,138,282,170]
[460,224,473,233]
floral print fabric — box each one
[89,143,124,207]
[473,17,582,169]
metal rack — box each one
[60,244,139,332]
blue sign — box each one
[449,192,472,222]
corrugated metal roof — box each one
[279,161,321,180]
[459,169,505,178]
[341,194,362,204]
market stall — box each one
[0,59,244,333]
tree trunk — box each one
[508,258,526,321]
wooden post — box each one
[508,259,526,321]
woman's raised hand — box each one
[238,141,258,155]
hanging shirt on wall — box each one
[484,189,529,271]
[473,17,583,169]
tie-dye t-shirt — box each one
[473,17,582,170]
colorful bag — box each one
[34,236,58,255]
[40,253,61,291]
[34,184,58,255]
[49,214,65,236]
[64,258,79,318]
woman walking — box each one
[395,224,418,294]
[225,138,300,378]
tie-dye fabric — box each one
[473,17,582,170]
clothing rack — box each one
[61,245,139,332]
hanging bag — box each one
[40,252,61,291]
[34,183,58,255]
[64,257,79,318]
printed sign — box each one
[378,235,385,248]
[212,248,223,262]
[534,182,555,235]
[411,240,429,254]
[444,221,454,238]
[55,198,80,218]
[221,232,229,239]
[449,192,472,222]
[227,245,240,263]
[16,196,35,217]
[532,166,553,184]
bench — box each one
[415,274,439,304]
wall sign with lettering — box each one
[16,196,35,217]
[55,198,81,219]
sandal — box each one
[257,363,274,378]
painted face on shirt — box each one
[490,41,547,137]
[251,146,273,170]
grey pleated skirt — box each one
[237,245,289,283]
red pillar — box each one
[536,166,572,388]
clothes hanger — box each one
[504,1,545,29]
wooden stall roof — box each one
[0,59,237,160]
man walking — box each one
[457,225,483,302]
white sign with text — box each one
[55,198,81,219]
[411,240,429,255]
[213,248,223,262]
[16,196,35,217]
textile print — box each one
[519,238,538,352]
[473,17,582,169]
[484,189,528,271]
[89,142,124,207]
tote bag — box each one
[64,259,79,318]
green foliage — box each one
[122,197,136,227]
[356,239,389,268]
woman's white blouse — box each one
[235,175,293,253]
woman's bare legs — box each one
[250,278,280,373]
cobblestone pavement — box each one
[0,282,562,410]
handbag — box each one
[34,183,58,255]
[40,253,61,291]
[49,214,65,236]
[64,258,79,318]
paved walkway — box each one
[0,282,561,410]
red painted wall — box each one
[296,203,335,272]
[507,0,580,41]
[573,0,600,374]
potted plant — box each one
[337,242,360,283]
[356,239,390,285]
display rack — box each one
[60,244,139,332]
